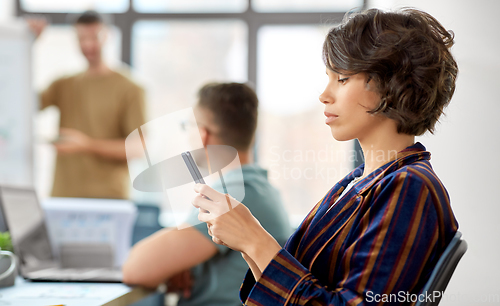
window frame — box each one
[16,0,366,167]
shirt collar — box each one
[340,142,430,195]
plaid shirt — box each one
[240,142,458,305]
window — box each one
[20,0,129,13]
[33,25,122,91]
[133,0,247,13]
[257,25,354,217]
[17,0,365,224]
[130,20,247,209]
[252,0,363,12]
[132,20,247,118]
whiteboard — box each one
[0,21,34,186]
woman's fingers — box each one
[194,184,221,200]
[212,236,225,245]
[192,193,217,212]
[192,185,238,218]
[192,185,261,252]
[207,224,213,236]
[197,210,215,223]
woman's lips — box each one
[324,112,338,124]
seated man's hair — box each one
[323,8,458,136]
[197,83,258,151]
[75,10,103,25]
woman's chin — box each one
[330,130,352,142]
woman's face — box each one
[319,69,384,142]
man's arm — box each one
[87,137,128,160]
[122,224,218,289]
[54,127,143,161]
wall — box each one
[368,0,500,304]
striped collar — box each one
[341,142,431,196]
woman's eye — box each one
[338,77,349,85]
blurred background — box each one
[0,0,499,304]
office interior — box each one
[0,0,498,305]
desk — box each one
[0,277,155,306]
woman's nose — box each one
[319,90,332,105]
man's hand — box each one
[26,17,47,39]
[53,128,92,155]
[166,270,193,299]
[52,128,131,161]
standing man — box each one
[122,82,291,306]
[30,11,146,199]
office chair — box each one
[132,203,163,245]
[131,203,164,306]
[416,231,467,306]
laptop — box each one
[0,185,123,282]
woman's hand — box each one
[192,184,281,266]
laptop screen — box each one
[0,186,54,268]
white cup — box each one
[0,250,17,287]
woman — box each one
[192,8,459,305]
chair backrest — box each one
[132,203,162,245]
[416,231,467,306]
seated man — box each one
[122,82,291,305]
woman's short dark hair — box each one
[197,82,258,151]
[323,8,458,135]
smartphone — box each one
[182,151,211,204]
[181,151,206,184]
